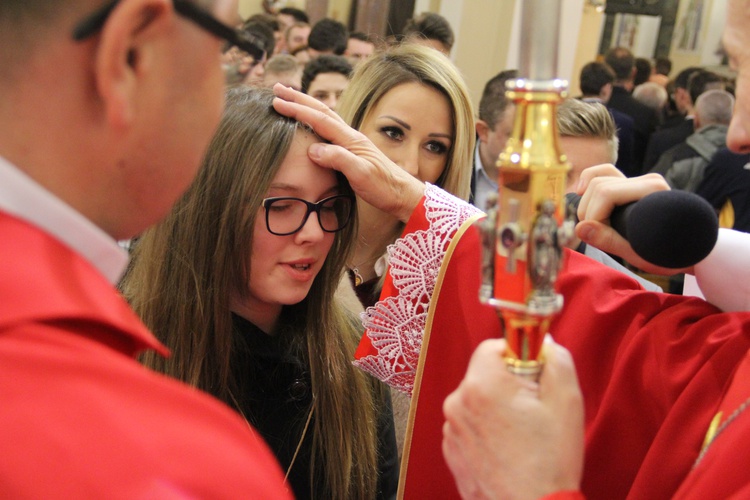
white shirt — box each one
[0,155,128,284]
[683,228,750,312]
[473,143,498,213]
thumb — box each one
[308,143,359,175]
[538,339,582,409]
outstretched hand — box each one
[442,338,584,500]
[574,166,690,275]
[272,84,425,223]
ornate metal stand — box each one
[478,0,573,380]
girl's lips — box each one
[281,260,318,282]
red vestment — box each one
[356,188,750,499]
[0,212,290,498]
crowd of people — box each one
[4,0,750,499]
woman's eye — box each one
[381,126,403,141]
[426,141,449,154]
[268,202,292,212]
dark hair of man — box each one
[278,6,309,24]
[673,66,702,90]
[246,13,279,32]
[239,19,275,58]
[301,54,352,93]
[403,12,454,50]
[349,31,371,43]
[688,69,725,105]
[579,61,615,96]
[308,18,348,55]
[478,69,518,128]
[604,47,635,81]
[634,57,652,86]
[654,57,672,76]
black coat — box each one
[230,314,399,500]
[607,86,661,172]
[643,118,696,173]
[696,148,750,233]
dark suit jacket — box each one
[696,148,750,232]
[610,108,637,177]
[642,118,695,173]
[607,86,660,173]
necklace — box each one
[349,253,388,286]
[349,257,375,286]
[229,390,315,484]
[350,267,365,286]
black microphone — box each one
[565,190,719,269]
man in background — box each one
[579,61,636,177]
[471,69,517,211]
[604,47,660,171]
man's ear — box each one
[600,82,613,102]
[693,114,701,130]
[476,119,490,144]
[93,0,172,129]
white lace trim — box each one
[354,183,483,395]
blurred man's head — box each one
[579,62,616,102]
[345,32,376,63]
[301,55,353,111]
[285,22,311,54]
[476,70,518,177]
[557,99,619,192]
[694,89,735,130]
[277,7,309,34]
[307,18,348,57]
[262,54,303,90]
[402,12,454,56]
[604,47,636,88]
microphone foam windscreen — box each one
[626,190,719,269]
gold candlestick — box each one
[489,78,573,379]
[476,0,573,379]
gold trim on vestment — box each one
[396,211,486,499]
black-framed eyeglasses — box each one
[71,0,266,62]
[262,195,355,236]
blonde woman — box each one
[327,43,478,470]
[336,43,475,306]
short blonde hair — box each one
[337,43,475,200]
[557,99,619,164]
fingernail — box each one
[309,143,324,160]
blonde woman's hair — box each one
[557,98,619,164]
[121,87,380,499]
[337,42,475,200]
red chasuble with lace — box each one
[355,184,750,499]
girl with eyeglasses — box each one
[121,87,398,500]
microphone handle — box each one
[565,192,632,238]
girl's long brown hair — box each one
[121,87,380,499]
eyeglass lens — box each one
[265,196,352,235]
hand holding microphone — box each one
[572,170,719,274]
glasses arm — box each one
[173,1,266,61]
[71,0,265,63]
